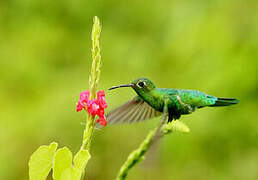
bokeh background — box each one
[1,0,258,179]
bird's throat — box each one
[135,89,163,111]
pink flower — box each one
[97,90,108,109]
[80,90,90,103]
[97,108,105,117]
[87,99,100,117]
[76,89,108,126]
[97,116,107,126]
[76,100,86,112]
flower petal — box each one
[76,100,86,112]
[97,116,107,126]
[80,90,90,103]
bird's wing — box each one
[107,96,162,124]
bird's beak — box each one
[108,84,134,90]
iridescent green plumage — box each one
[107,77,239,123]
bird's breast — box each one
[143,93,164,112]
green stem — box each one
[78,16,102,180]
[81,115,96,151]
[80,16,102,152]
[116,112,167,180]
[116,99,190,180]
[116,129,155,180]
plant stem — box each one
[116,114,167,180]
[116,102,190,180]
[81,116,95,150]
[79,16,102,180]
[81,16,101,150]
[80,16,102,152]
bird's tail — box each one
[209,98,239,107]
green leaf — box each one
[29,142,58,180]
[72,150,91,179]
[53,148,91,180]
[53,147,73,180]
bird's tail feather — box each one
[210,98,239,107]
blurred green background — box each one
[0,0,258,179]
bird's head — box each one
[108,77,156,94]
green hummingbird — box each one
[107,77,239,123]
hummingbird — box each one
[107,77,239,124]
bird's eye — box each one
[137,81,145,88]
